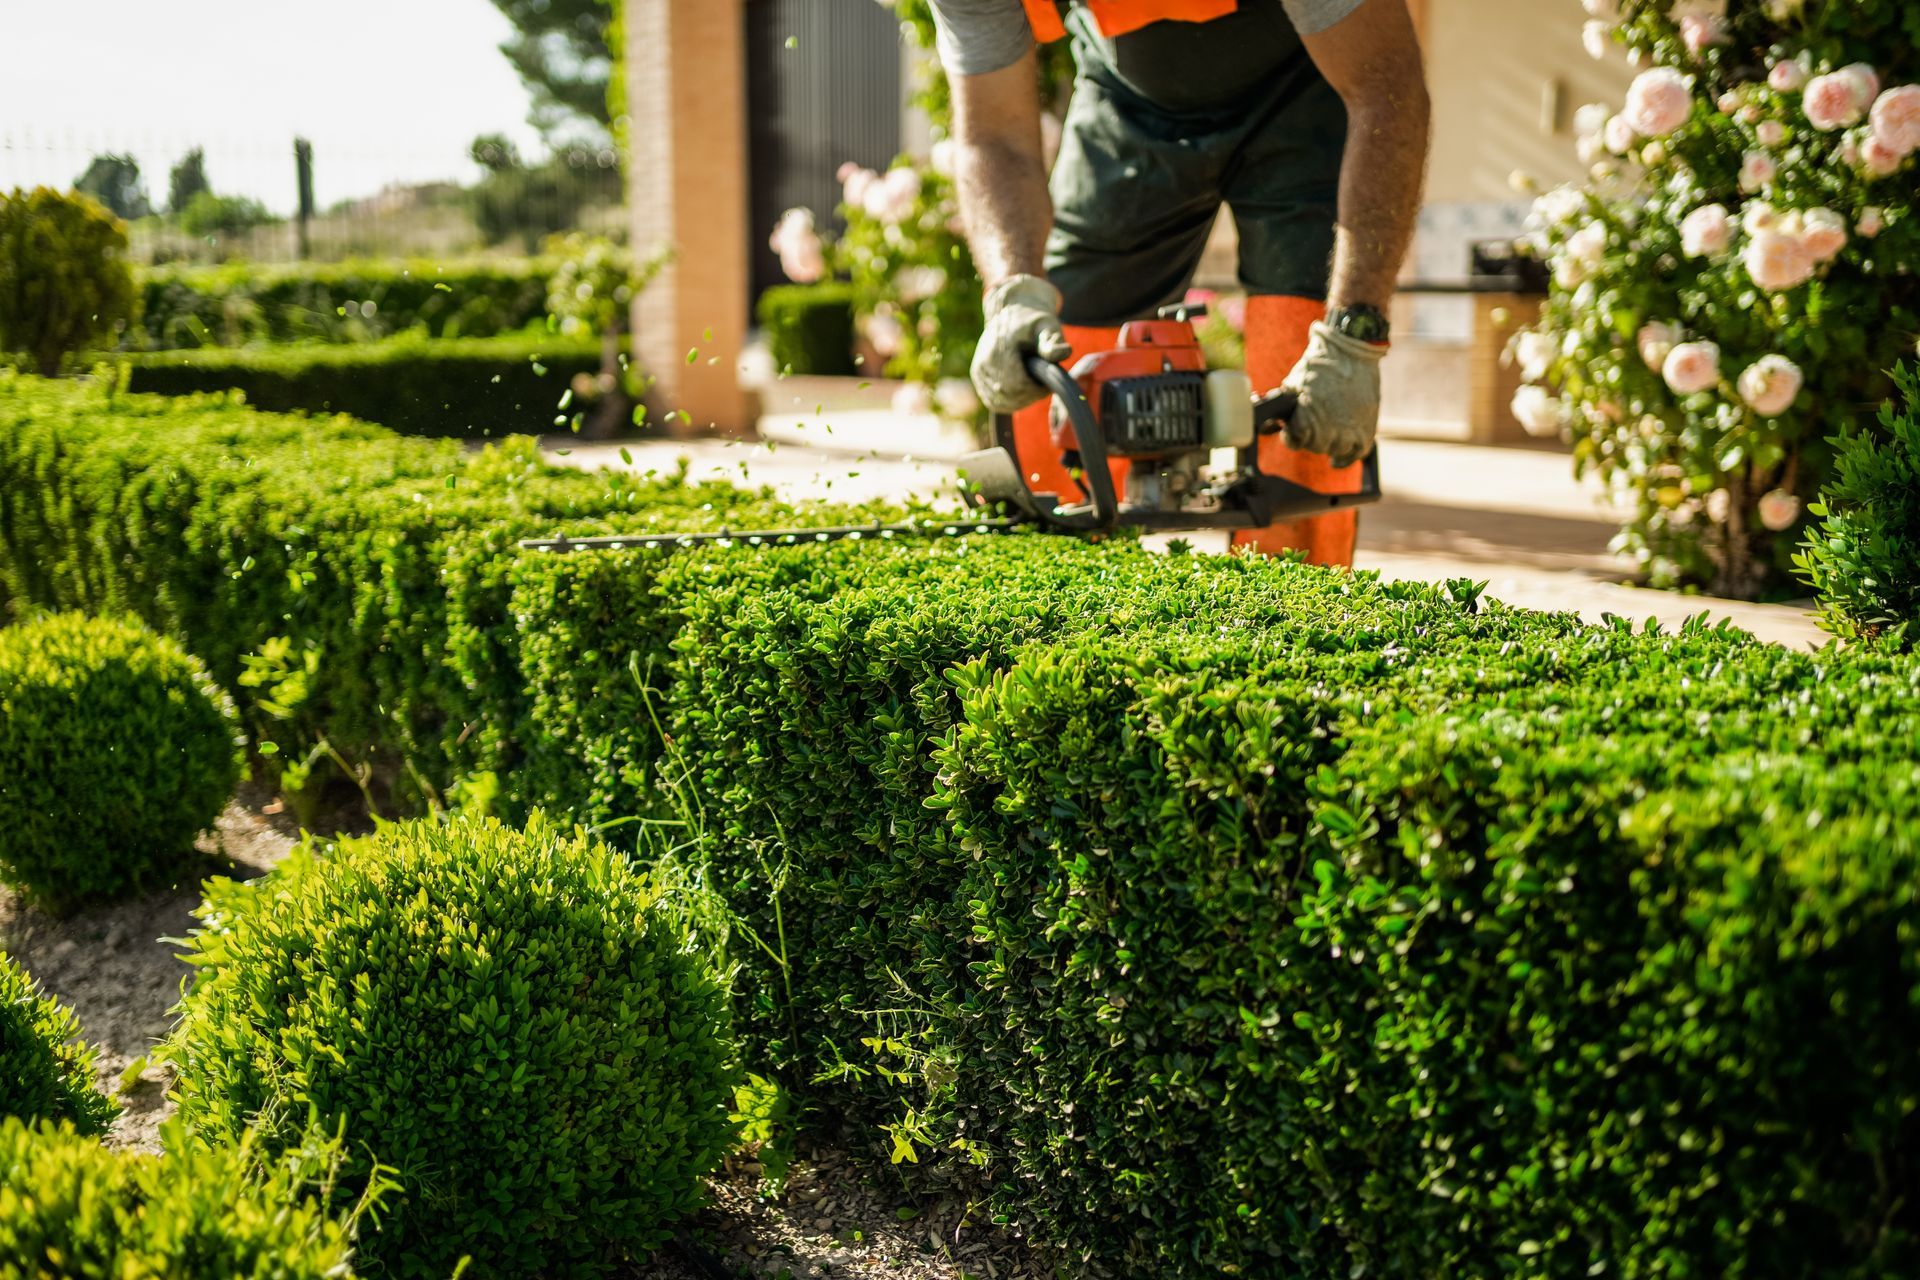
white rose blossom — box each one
[1511,385,1564,437]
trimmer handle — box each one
[1253,386,1299,435]
[1023,353,1121,532]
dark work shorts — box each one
[1045,62,1348,326]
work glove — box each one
[1283,320,1386,470]
[971,274,1073,415]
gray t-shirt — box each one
[929,0,1365,78]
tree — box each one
[0,189,137,376]
[487,0,613,137]
[72,154,151,221]
[168,148,210,215]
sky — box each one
[0,0,548,213]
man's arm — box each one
[950,51,1053,288]
[1300,0,1431,310]
[950,50,1073,411]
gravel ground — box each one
[0,793,1056,1279]
[0,785,301,1151]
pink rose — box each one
[863,310,905,358]
[1680,15,1728,55]
[1738,354,1804,417]
[1757,120,1787,146]
[1581,0,1617,16]
[1800,208,1848,262]
[1858,206,1886,238]
[1768,59,1808,93]
[1680,203,1731,258]
[1804,70,1870,131]
[1717,91,1742,116]
[1638,321,1682,371]
[1219,294,1247,332]
[1842,64,1882,106]
[842,166,877,209]
[1870,84,1920,156]
[1510,385,1562,438]
[1604,114,1638,154]
[1739,150,1778,192]
[1863,135,1905,178]
[1744,228,1816,291]
[1742,201,1781,234]
[1757,488,1802,531]
[769,208,826,283]
[1624,68,1693,136]
[1663,341,1721,396]
[1582,20,1610,60]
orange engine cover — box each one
[1070,316,1209,399]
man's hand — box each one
[971,274,1073,414]
[1283,321,1385,469]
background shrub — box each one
[175,191,277,241]
[0,613,239,914]
[1796,364,1920,648]
[756,282,856,377]
[0,954,117,1135]
[133,256,555,349]
[0,1118,362,1278]
[0,188,136,375]
[123,331,616,437]
[166,813,737,1278]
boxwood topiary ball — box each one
[0,1117,360,1276]
[0,953,117,1135]
[0,613,240,914]
[165,813,737,1278]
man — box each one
[936,0,1429,564]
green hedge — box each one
[1796,364,1920,649]
[0,1119,362,1276]
[0,613,239,913]
[0,954,117,1135]
[134,256,554,349]
[0,373,884,815]
[122,331,618,438]
[756,282,856,377]
[167,814,736,1278]
[1,371,1917,1275]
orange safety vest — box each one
[1019,0,1239,43]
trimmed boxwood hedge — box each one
[0,954,117,1135]
[133,256,555,349]
[122,331,616,438]
[2,371,1917,1275]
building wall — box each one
[1424,0,1632,204]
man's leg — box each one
[1233,295,1361,565]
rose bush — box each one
[1514,0,1920,596]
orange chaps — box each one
[1009,295,1361,567]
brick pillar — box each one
[1467,292,1545,445]
[627,0,752,434]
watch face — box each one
[1334,306,1390,343]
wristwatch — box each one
[1327,304,1391,345]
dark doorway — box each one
[745,0,904,303]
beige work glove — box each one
[971,274,1073,415]
[1283,321,1386,470]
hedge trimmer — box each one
[519,303,1381,554]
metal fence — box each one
[0,129,626,265]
